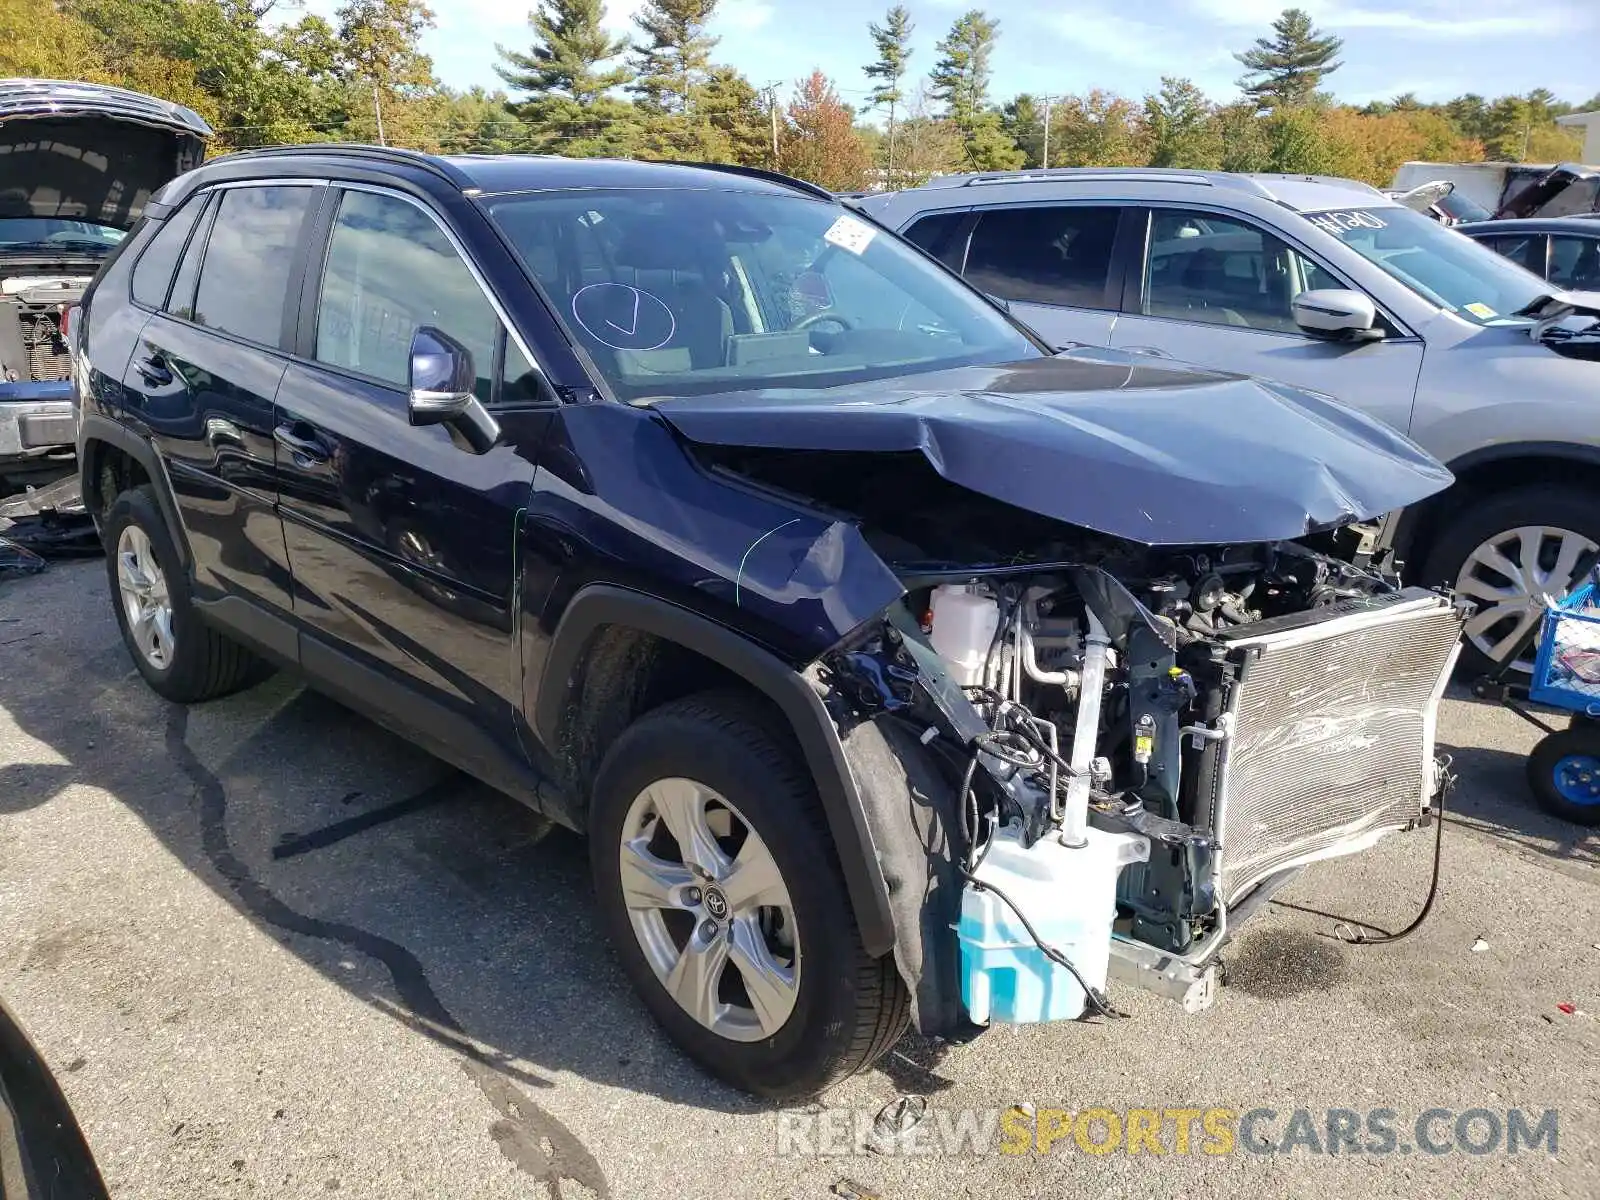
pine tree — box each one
[494,0,638,155]
[629,0,718,116]
[495,0,630,106]
[863,5,912,177]
[929,9,1022,171]
[1235,7,1343,111]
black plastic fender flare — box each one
[534,585,897,958]
[76,412,192,569]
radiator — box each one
[1203,589,1463,907]
[21,313,70,383]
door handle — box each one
[133,353,173,385]
[273,423,331,465]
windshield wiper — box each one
[0,239,113,254]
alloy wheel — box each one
[618,777,800,1042]
[116,524,174,670]
[1454,524,1597,672]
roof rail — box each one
[1248,172,1385,195]
[660,160,837,202]
[917,166,1288,198]
[218,143,474,188]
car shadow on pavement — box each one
[1,566,849,1190]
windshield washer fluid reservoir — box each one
[959,825,1149,1024]
[929,585,1000,688]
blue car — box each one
[75,146,1464,1097]
[0,79,210,492]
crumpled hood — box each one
[0,79,211,229]
[654,349,1454,545]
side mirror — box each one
[407,326,499,454]
[1292,288,1384,342]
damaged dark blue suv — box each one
[74,147,1462,1098]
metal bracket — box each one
[1180,711,1234,751]
[1107,937,1218,1014]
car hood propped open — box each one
[654,349,1454,546]
[0,79,212,230]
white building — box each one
[1555,110,1600,164]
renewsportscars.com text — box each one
[774,1106,1561,1158]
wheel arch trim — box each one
[1392,441,1600,563]
[535,584,896,958]
[77,413,193,570]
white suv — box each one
[860,169,1600,674]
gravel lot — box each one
[2,558,1597,1199]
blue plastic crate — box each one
[1528,581,1600,715]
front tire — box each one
[589,691,909,1099]
[103,485,268,703]
[1419,485,1600,677]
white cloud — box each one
[1188,0,1593,38]
[601,0,648,36]
[1045,12,1237,92]
[717,0,776,34]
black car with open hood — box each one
[1,78,212,490]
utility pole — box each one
[766,83,782,167]
[373,81,386,147]
[1041,94,1052,169]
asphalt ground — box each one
[2,558,1597,1199]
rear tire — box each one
[589,691,909,1099]
[1419,485,1600,677]
[103,485,269,703]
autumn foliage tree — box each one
[778,70,871,192]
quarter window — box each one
[193,186,314,345]
[315,190,499,400]
[1549,235,1600,290]
[1145,211,1319,334]
[964,206,1120,309]
[131,196,205,309]
[903,211,967,259]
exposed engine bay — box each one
[804,475,1464,1015]
[1,273,87,387]
[663,355,1464,1026]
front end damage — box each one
[657,352,1464,1033]
[823,555,1461,1030]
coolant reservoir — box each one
[928,585,1000,688]
[958,825,1149,1024]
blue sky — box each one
[304,0,1599,112]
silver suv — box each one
[860,169,1600,674]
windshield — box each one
[484,188,1038,401]
[1304,205,1548,325]
[1437,192,1491,223]
[0,218,125,252]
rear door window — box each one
[192,186,315,346]
[1483,233,1548,278]
[964,206,1120,309]
[131,197,205,309]
[165,195,217,322]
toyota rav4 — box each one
[75,147,1462,1099]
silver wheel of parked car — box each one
[1455,524,1598,670]
[618,777,800,1042]
[116,524,175,670]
